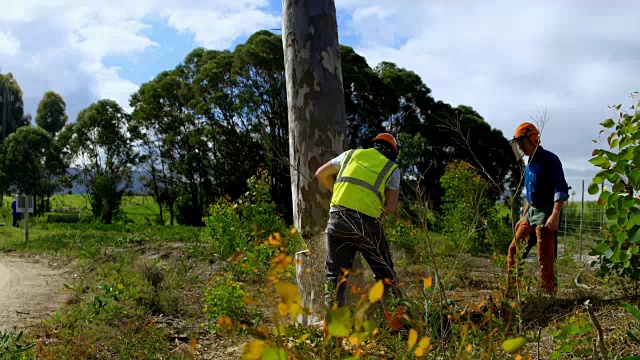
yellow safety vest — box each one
[331,148,398,218]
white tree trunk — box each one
[283,0,347,236]
[285,0,369,324]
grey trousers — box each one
[325,209,400,307]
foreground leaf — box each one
[502,337,527,354]
[369,280,384,303]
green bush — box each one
[203,275,258,328]
[46,212,80,223]
[588,93,640,282]
[384,216,423,255]
[204,170,301,260]
[440,160,510,254]
[205,197,251,259]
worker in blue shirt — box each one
[11,199,22,227]
[507,122,569,295]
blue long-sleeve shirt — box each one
[11,200,22,216]
[524,146,569,207]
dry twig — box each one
[585,300,608,360]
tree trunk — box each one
[283,0,347,236]
[284,0,369,324]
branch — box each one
[585,300,608,360]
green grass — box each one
[1,215,206,359]
[2,194,167,226]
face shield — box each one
[510,139,525,161]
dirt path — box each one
[0,254,71,332]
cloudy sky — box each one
[2,0,639,199]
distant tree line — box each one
[0,31,518,225]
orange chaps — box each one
[507,220,557,295]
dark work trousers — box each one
[12,214,22,227]
[325,208,400,308]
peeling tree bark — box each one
[285,0,371,321]
[283,0,347,236]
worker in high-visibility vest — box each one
[507,122,569,295]
[315,133,402,309]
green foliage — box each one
[70,100,136,224]
[0,73,28,141]
[204,170,297,260]
[0,126,66,215]
[35,91,68,135]
[589,93,640,281]
[384,216,424,254]
[0,330,33,359]
[622,303,640,346]
[549,314,594,359]
[203,275,258,329]
[440,160,510,253]
[45,212,80,223]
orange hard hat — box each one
[372,133,398,152]
[512,122,539,143]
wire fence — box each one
[556,180,605,262]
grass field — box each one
[1,194,164,227]
[0,195,639,359]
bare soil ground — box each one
[0,254,72,333]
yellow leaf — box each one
[325,306,352,338]
[275,283,302,316]
[227,250,244,262]
[270,253,293,272]
[241,340,265,360]
[290,227,297,235]
[268,234,280,246]
[417,337,430,350]
[414,347,424,357]
[277,303,289,316]
[348,334,360,345]
[369,280,384,303]
[424,277,433,289]
[466,344,472,353]
[502,337,527,354]
[297,334,310,343]
[515,355,523,360]
[408,329,418,350]
[242,297,257,305]
[218,316,232,329]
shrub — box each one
[203,275,258,328]
[588,93,640,283]
[204,169,301,262]
[384,216,423,255]
[440,160,510,253]
[175,193,204,226]
[46,212,80,223]
[205,196,251,259]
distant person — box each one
[315,133,406,330]
[507,122,568,295]
[11,198,22,227]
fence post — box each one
[579,180,585,262]
[600,183,604,233]
[563,201,568,252]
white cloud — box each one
[0,31,20,56]
[164,8,279,49]
[2,0,279,120]
[336,0,640,197]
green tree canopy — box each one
[36,91,68,135]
